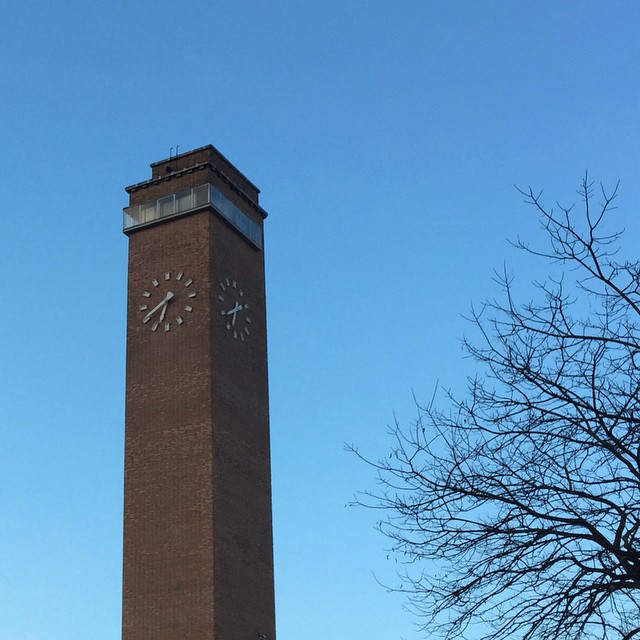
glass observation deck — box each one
[123,183,262,249]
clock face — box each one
[217,276,251,341]
[139,271,197,332]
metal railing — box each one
[123,183,262,248]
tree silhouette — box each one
[353,177,640,640]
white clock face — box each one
[217,276,251,341]
[139,271,197,332]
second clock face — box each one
[139,271,197,332]
[217,276,251,341]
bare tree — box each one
[352,177,640,640]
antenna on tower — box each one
[176,145,180,156]
[170,147,174,159]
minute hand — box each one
[225,302,244,326]
[143,292,174,323]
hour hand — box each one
[143,291,174,323]
[225,302,244,325]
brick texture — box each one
[122,146,275,640]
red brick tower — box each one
[121,145,275,640]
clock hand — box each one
[224,303,242,316]
[227,302,245,325]
[222,302,243,327]
[143,291,174,323]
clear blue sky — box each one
[1,2,639,639]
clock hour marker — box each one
[143,291,151,298]
[185,305,193,312]
[188,292,197,298]
[176,272,183,281]
[184,278,193,287]
[152,322,159,331]
[139,305,148,311]
[152,278,159,287]
[225,277,231,287]
[176,316,184,325]
[164,272,171,280]
[164,323,170,331]
[246,317,252,324]
[218,294,224,302]
[219,282,226,292]
[244,327,250,336]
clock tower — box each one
[122,145,275,640]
